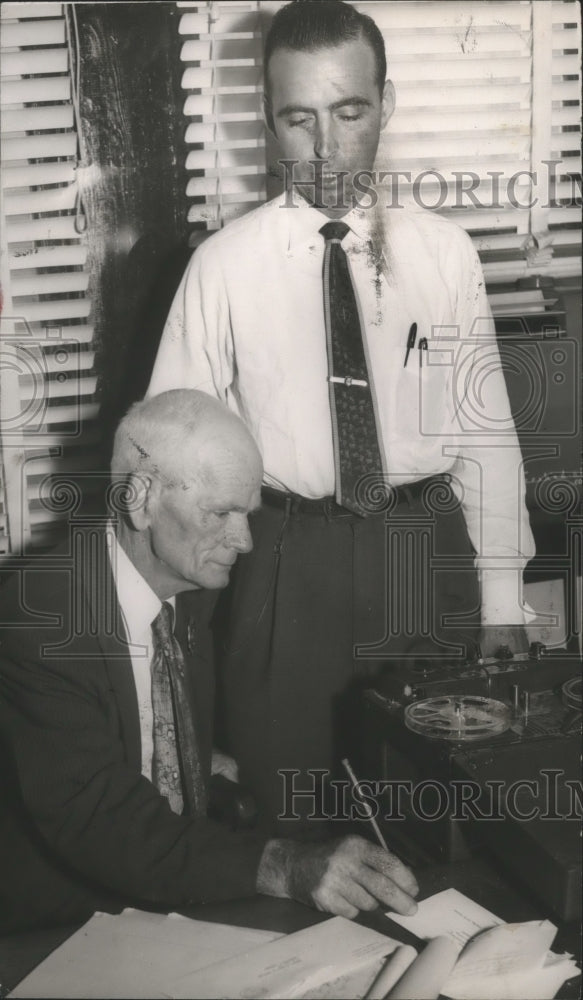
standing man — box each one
[148,2,535,832]
[0,389,418,931]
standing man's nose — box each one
[314,117,337,160]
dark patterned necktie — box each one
[151,602,207,817]
[320,221,384,515]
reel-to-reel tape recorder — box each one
[362,644,582,921]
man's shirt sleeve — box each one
[447,231,536,624]
[147,244,233,401]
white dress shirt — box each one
[107,525,174,779]
[148,194,535,623]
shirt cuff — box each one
[479,568,532,625]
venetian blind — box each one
[0,3,99,556]
[177,0,265,246]
[179,0,581,283]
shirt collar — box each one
[280,189,374,254]
[107,522,174,639]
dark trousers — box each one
[215,480,480,836]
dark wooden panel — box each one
[77,2,191,449]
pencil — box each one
[342,757,389,852]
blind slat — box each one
[1,3,62,18]
[1,132,76,160]
[374,33,531,57]
[551,132,583,153]
[185,147,264,169]
[186,175,264,196]
[0,47,68,77]
[9,244,87,270]
[20,376,98,403]
[186,166,264,189]
[11,270,89,296]
[5,183,78,216]
[180,12,260,34]
[383,134,531,161]
[1,104,74,134]
[0,76,70,105]
[181,68,261,92]
[355,1,532,30]
[185,139,265,163]
[390,107,530,134]
[0,18,65,47]
[395,83,531,108]
[5,216,84,243]
[11,323,95,344]
[23,450,100,478]
[181,39,259,62]
[2,161,76,189]
[20,426,101,450]
[42,402,100,425]
[184,121,264,144]
[552,26,581,46]
[392,57,531,84]
[14,299,92,323]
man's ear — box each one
[380,79,396,130]
[126,472,155,532]
[263,94,276,137]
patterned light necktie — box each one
[320,221,384,515]
[150,602,207,817]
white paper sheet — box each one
[9,909,282,999]
[387,888,502,946]
[389,890,579,1000]
[386,936,462,1000]
[168,915,408,1000]
[443,921,579,1000]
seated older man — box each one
[0,390,418,933]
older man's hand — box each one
[257,835,418,920]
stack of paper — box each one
[9,911,411,1000]
[10,889,580,1000]
[169,916,409,999]
[389,888,579,1000]
[9,910,283,999]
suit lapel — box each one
[79,524,142,773]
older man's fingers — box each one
[357,864,418,916]
[365,845,420,897]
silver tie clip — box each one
[328,376,368,387]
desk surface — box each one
[1,852,581,999]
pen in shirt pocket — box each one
[418,337,428,367]
[403,323,417,368]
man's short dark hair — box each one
[264,0,387,98]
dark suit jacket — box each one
[0,527,266,933]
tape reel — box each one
[561,677,582,711]
[404,695,511,742]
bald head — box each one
[111,390,263,598]
[111,389,261,489]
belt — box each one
[261,474,450,518]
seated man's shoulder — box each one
[0,534,96,654]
